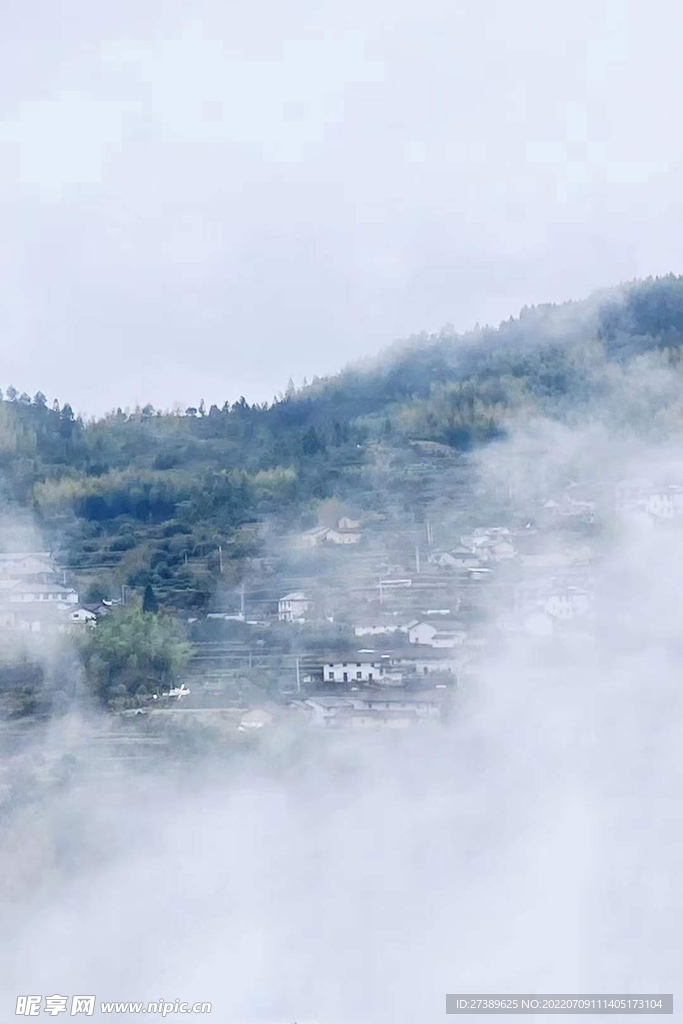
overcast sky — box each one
[2,0,682,414]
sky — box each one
[3,0,683,414]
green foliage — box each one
[3,274,683,613]
[79,604,191,704]
[142,584,159,613]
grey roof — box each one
[304,696,351,709]
[10,580,76,594]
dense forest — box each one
[3,274,683,613]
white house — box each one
[614,479,652,514]
[347,690,444,719]
[461,529,515,562]
[645,487,683,519]
[300,525,361,546]
[430,630,465,649]
[300,526,331,548]
[338,516,361,530]
[66,606,98,626]
[301,695,353,726]
[8,580,78,605]
[406,619,467,647]
[278,591,312,622]
[324,657,381,683]
[353,623,401,637]
[429,546,482,569]
[302,690,445,728]
[325,527,361,545]
[544,588,593,620]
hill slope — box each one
[1,274,683,608]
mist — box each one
[3,0,683,1018]
[1,405,681,1021]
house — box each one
[11,605,75,634]
[66,606,98,626]
[0,553,55,578]
[430,630,464,649]
[408,651,462,678]
[300,526,331,548]
[338,516,361,530]
[324,656,381,684]
[406,619,467,647]
[300,524,361,546]
[614,479,652,514]
[301,689,446,728]
[8,580,78,605]
[457,527,515,562]
[338,708,417,729]
[515,575,593,622]
[82,601,113,617]
[544,587,593,620]
[300,695,352,726]
[521,548,592,570]
[353,623,401,637]
[325,527,362,545]
[278,591,312,622]
[347,689,445,719]
[429,546,482,569]
[645,486,683,519]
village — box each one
[159,472,683,732]
[1,474,681,735]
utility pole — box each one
[415,543,421,574]
[218,544,223,574]
[378,577,384,605]
[295,657,301,693]
[121,584,126,605]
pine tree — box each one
[143,584,159,614]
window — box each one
[356,672,362,680]
[328,672,334,681]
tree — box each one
[143,583,159,613]
[59,403,75,439]
[6,385,17,402]
[302,425,324,456]
[79,604,191,704]
[33,391,47,409]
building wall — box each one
[326,660,379,683]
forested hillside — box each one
[3,274,683,610]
